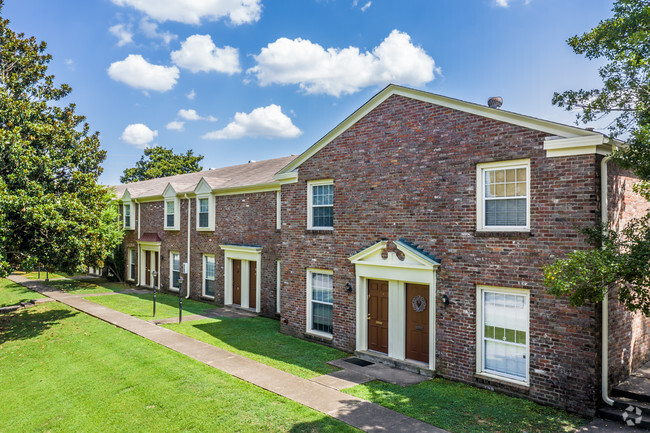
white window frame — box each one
[307,179,334,230]
[196,194,215,231]
[476,159,530,232]
[127,248,136,281]
[276,190,281,231]
[169,251,180,292]
[202,254,216,299]
[476,285,530,386]
[306,268,334,338]
[123,202,134,230]
[164,198,180,230]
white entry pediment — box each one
[348,240,439,271]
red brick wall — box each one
[607,162,650,387]
[121,190,280,317]
[279,94,601,414]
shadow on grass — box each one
[0,307,78,344]
[0,283,44,308]
[46,279,126,294]
[187,317,344,377]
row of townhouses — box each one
[114,84,650,415]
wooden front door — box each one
[406,283,429,363]
[249,261,257,309]
[145,251,151,286]
[368,279,389,354]
[233,259,241,305]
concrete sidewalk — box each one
[9,275,445,433]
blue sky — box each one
[4,0,615,185]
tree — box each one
[120,146,204,183]
[545,0,650,314]
[0,2,123,276]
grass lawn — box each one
[343,379,588,433]
[164,317,347,379]
[0,301,359,433]
[0,278,45,307]
[46,278,130,295]
[19,271,72,280]
[84,292,217,319]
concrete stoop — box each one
[599,362,650,429]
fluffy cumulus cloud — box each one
[140,17,177,44]
[111,0,262,25]
[166,121,185,131]
[177,108,217,121]
[248,30,437,97]
[120,123,158,148]
[108,54,179,92]
[109,23,134,46]
[202,104,301,140]
[171,35,240,74]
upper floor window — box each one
[198,198,209,228]
[123,203,134,230]
[477,160,530,231]
[166,201,175,228]
[307,180,334,230]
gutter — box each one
[601,155,615,406]
[184,194,191,299]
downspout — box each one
[184,194,191,299]
[135,199,140,286]
[601,155,615,406]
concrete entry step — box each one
[326,356,430,387]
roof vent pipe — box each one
[487,96,503,109]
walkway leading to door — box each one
[8,275,447,433]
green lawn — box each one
[46,278,129,295]
[0,301,358,433]
[343,379,588,433]
[164,317,347,379]
[0,278,45,307]
[84,292,217,319]
[20,271,72,280]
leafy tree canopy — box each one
[120,146,204,183]
[0,2,122,276]
[546,0,650,313]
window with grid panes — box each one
[124,204,131,228]
[203,255,215,297]
[198,198,209,228]
[166,201,175,228]
[311,184,333,228]
[310,272,333,334]
[171,252,180,290]
[483,165,528,228]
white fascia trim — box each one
[214,183,280,197]
[476,159,531,232]
[276,84,598,176]
[219,244,262,262]
[349,240,440,270]
[273,171,299,184]
[543,135,613,158]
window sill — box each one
[474,231,532,239]
[305,330,333,341]
[201,295,215,300]
[196,228,214,232]
[164,227,180,231]
[305,229,334,235]
[474,372,529,389]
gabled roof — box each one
[276,84,610,176]
[113,155,297,200]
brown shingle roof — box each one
[112,155,297,200]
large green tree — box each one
[545,0,650,314]
[0,3,122,276]
[120,146,204,183]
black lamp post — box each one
[151,269,158,317]
[178,275,184,324]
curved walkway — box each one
[8,275,446,433]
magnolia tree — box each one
[120,146,204,183]
[0,3,122,276]
[544,0,650,314]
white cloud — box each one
[361,1,371,11]
[202,104,302,140]
[120,123,158,148]
[108,54,179,92]
[111,0,262,25]
[140,17,177,44]
[178,109,217,122]
[186,89,196,100]
[248,30,437,97]
[171,35,240,74]
[495,0,509,6]
[109,23,134,46]
[166,121,185,131]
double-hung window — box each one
[478,286,529,383]
[307,180,334,230]
[307,269,333,336]
[203,254,215,298]
[477,160,529,231]
[166,201,175,229]
[124,204,132,229]
[128,249,136,281]
[170,252,180,291]
[198,198,209,228]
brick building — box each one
[115,85,650,415]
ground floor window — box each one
[478,286,529,382]
[203,254,215,298]
[170,252,180,291]
[307,269,333,336]
[128,249,136,281]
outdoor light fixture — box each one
[345,282,353,294]
[442,294,450,308]
[151,270,158,317]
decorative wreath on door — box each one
[412,295,427,312]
